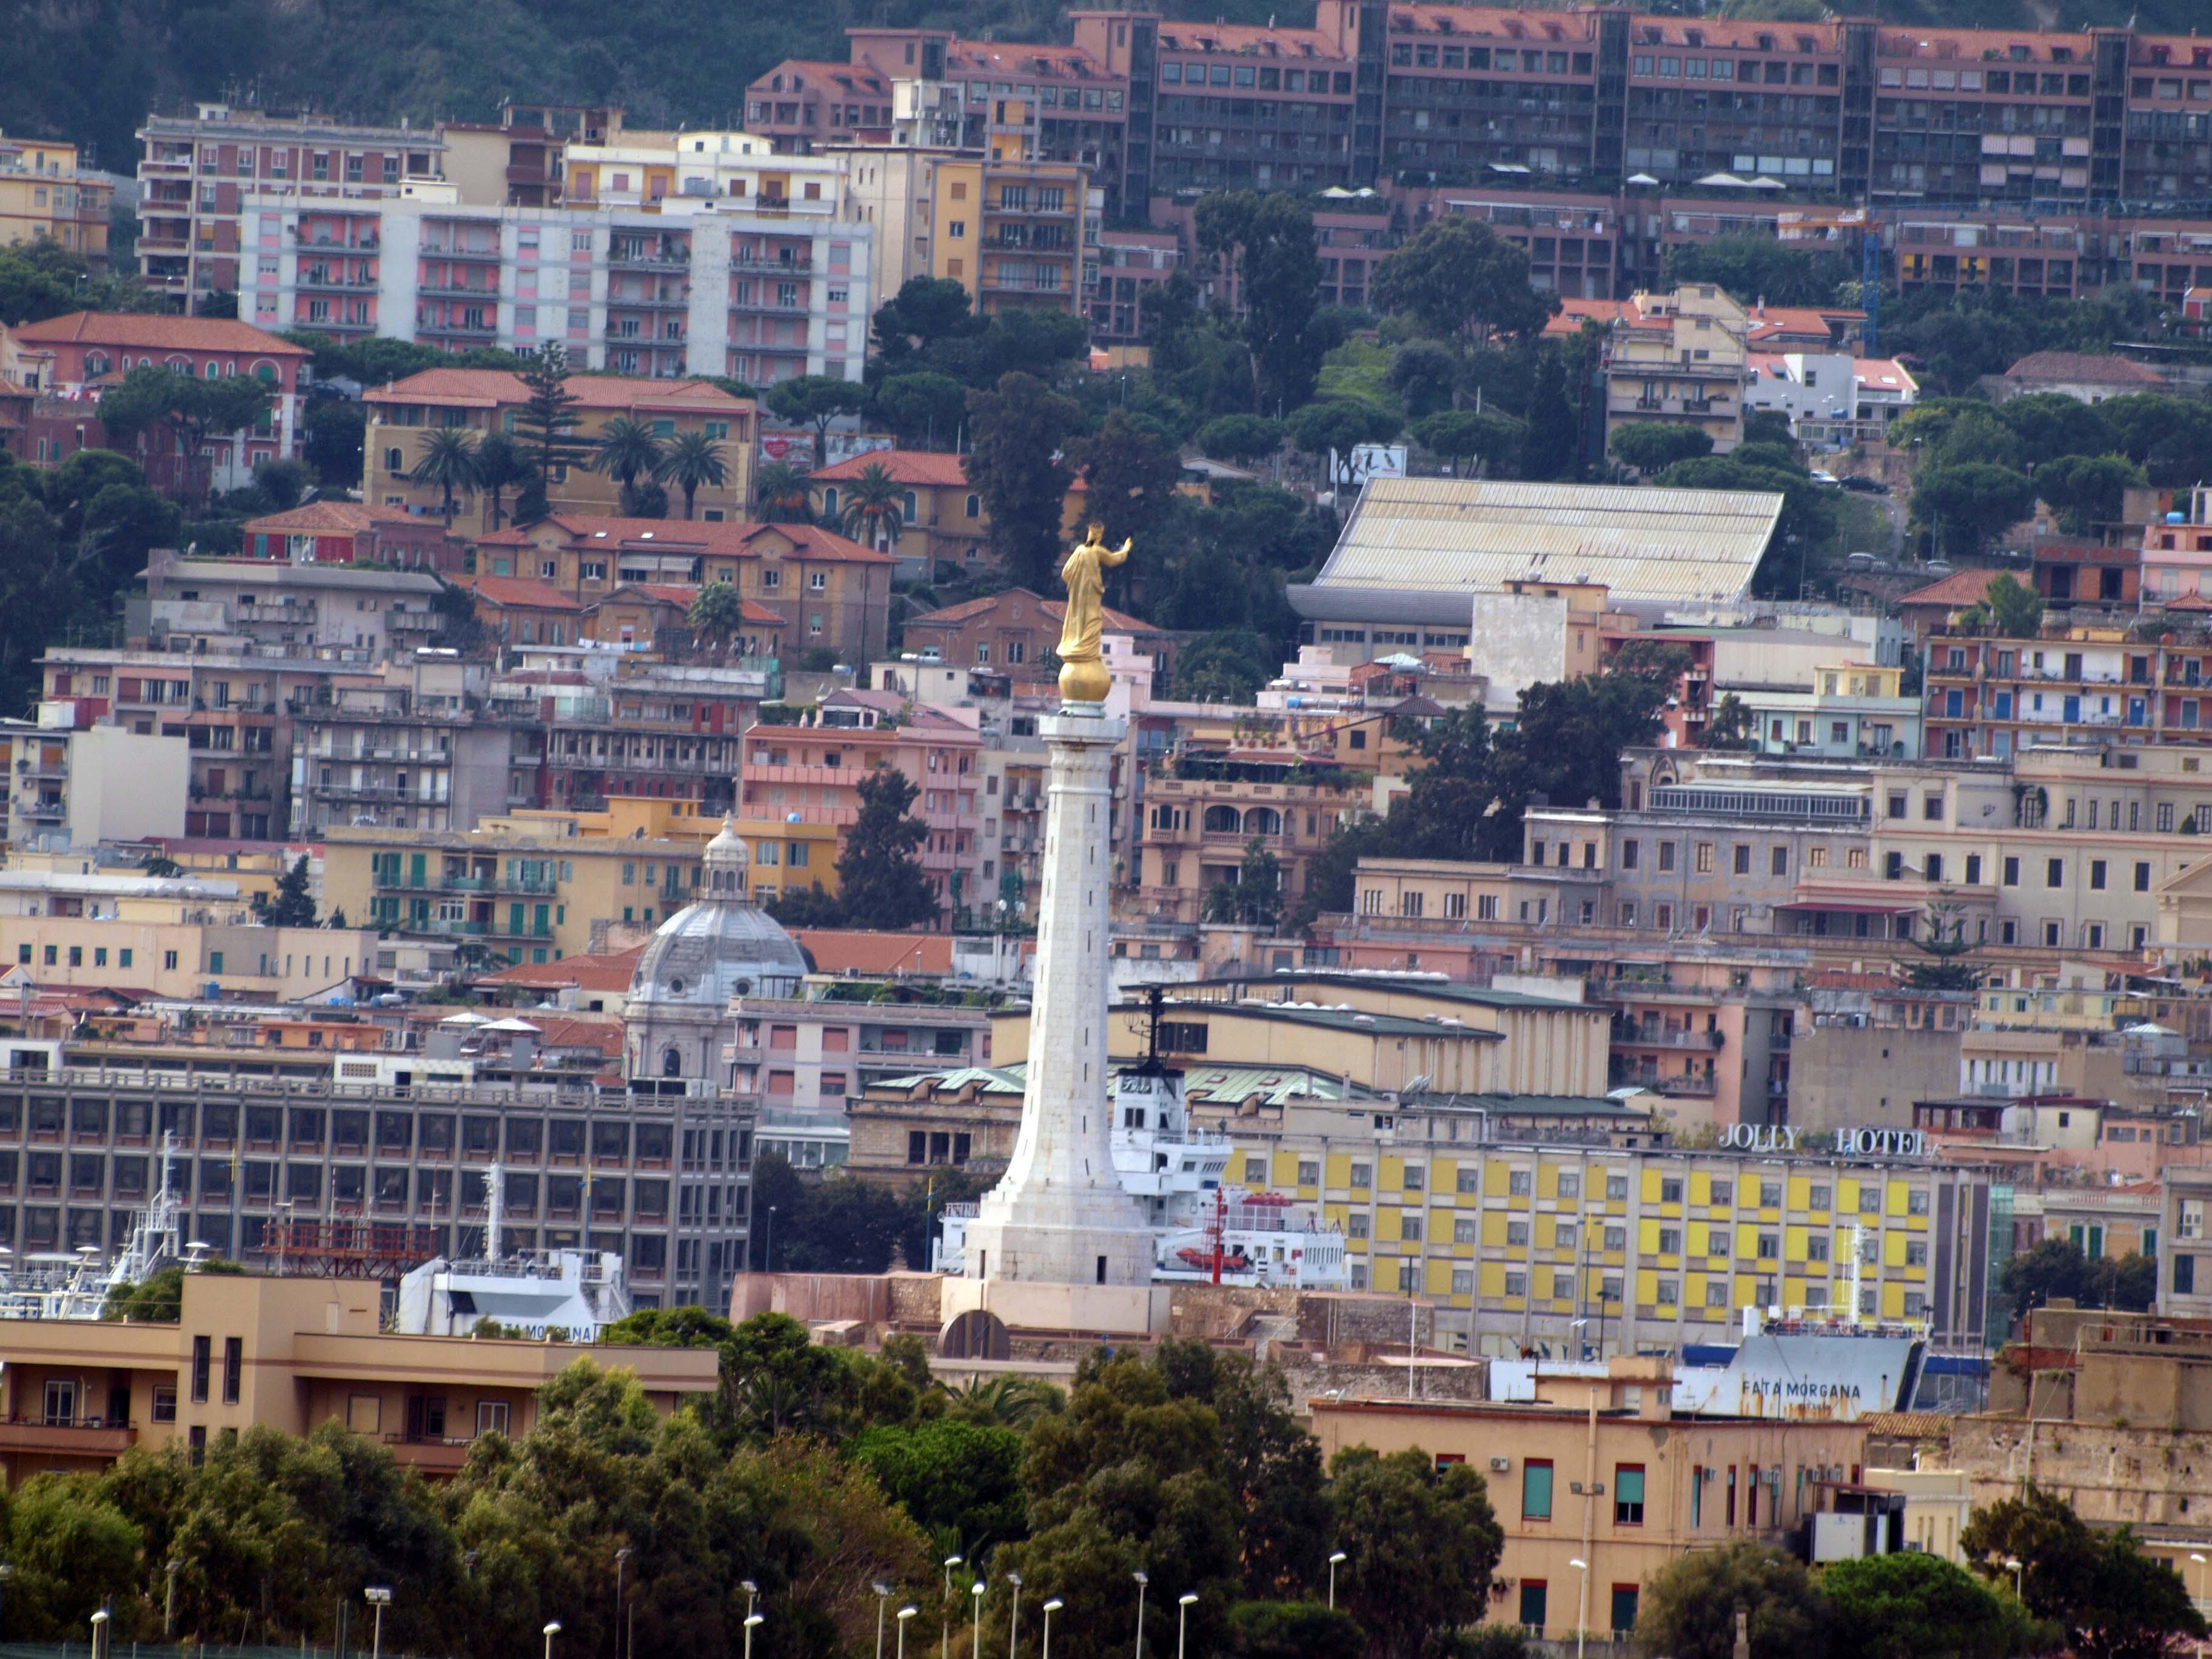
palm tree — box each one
[654,430,729,521]
[409,426,482,523]
[473,432,532,531]
[592,416,666,498]
[687,581,746,658]
[754,460,811,524]
[839,461,906,550]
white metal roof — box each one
[1313,478,1783,606]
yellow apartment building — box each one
[0,1272,717,1484]
[321,808,716,965]
[1604,284,1752,454]
[364,370,756,532]
[0,134,112,265]
[1310,1366,1871,1643]
[728,816,840,905]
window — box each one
[1658,1227,1683,1255]
[223,1335,243,1403]
[191,1333,212,1402]
[477,1399,511,1436]
[1733,845,1751,875]
[1523,1458,1555,1520]
[1353,1162,1374,1189]
[1615,1466,1646,1525]
[1509,1168,1532,1196]
[2047,857,2065,888]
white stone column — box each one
[964,706,1152,1286]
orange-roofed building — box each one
[451,575,588,649]
[364,370,756,532]
[789,928,955,977]
[809,449,988,578]
[901,586,1179,695]
[468,514,892,662]
[480,944,646,1014]
[585,583,788,658]
[241,501,464,571]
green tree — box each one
[754,459,812,523]
[1227,1602,1365,1659]
[1370,218,1559,349]
[591,415,666,497]
[253,457,309,511]
[1664,232,1852,307]
[850,1419,1029,1546]
[686,581,746,657]
[836,768,938,929]
[1290,400,1401,492]
[1068,409,1185,551]
[1196,189,1325,412]
[1825,1546,2034,1659]
[510,344,590,498]
[301,398,367,489]
[1912,463,2037,560]
[1700,691,1757,750]
[1963,1487,2205,1659]
[2098,393,2212,490]
[472,432,532,532]
[965,372,1081,590]
[1634,1540,1826,1659]
[871,275,977,365]
[654,431,728,521]
[873,371,969,449]
[0,1475,146,1639]
[1204,837,1284,928]
[1959,572,2045,638]
[264,856,315,927]
[96,366,272,506]
[1611,421,1715,474]
[79,480,184,593]
[2033,454,2145,537]
[1412,410,1521,477]
[1196,414,1285,466]
[1175,629,1279,703]
[766,374,868,471]
[409,426,481,523]
[1328,1446,1504,1659]
[836,460,907,550]
[1521,348,1581,481]
[1999,1236,2156,1326]
[1387,340,1461,419]
[1656,454,1837,591]
[1899,900,1981,992]
[1994,392,2120,468]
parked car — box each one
[1840,475,1891,495]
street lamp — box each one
[742,1580,759,1624]
[615,1547,633,1659]
[971,1578,987,1659]
[897,1606,919,1659]
[165,1559,184,1638]
[1327,1551,1347,1610]
[545,1620,563,1659]
[366,1587,393,1659]
[943,1556,964,1659]
[2191,1553,2208,1613]
[1041,1600,1063,1659]
[90,1607,110,1659]
[1176,1593,1198,1659]
[1007,1572,1023,1659]
[875,1581,894,1659]
[743,1613,765,1659]
[2005,1556,2024,1601]
[1133,1571,1148,1659]
[1569,1558,1590,1659]
[765,1204,779,1272]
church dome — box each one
[628,819,808,1008]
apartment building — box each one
[812,451,987,575]
[438,102,621,209]
[903,586,1176,684]
[4,705,188,852]
[235,504,460,571]
[467,514,892,665]
[322,811,708,965]
[0,133,112,264]
[1311,1371,1871,1643]
[2,312,310,494]
[1603,284,1753,453]
[285,655,512,837]
[0,1272,716,1485]
[136,104,441,307]
[363,370,756,532]
[1734,663,1923,761]
[1919,620,2212,759]
[1135,760,1364,928]
[739,690,988,924]
[1091,230,1179,345]
[241,186,869,386]
[137,553,447,662]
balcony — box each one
[383,1433,474,1474]
[417,280,500,299]
[0,1416,137,1459]
[420,318,498,337]
[611,247,691,270]
[731,253,813,274]
[1655,1074,1719,1098]
[297,270,378,292]
[1613,1027,1722,1050]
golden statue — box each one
[1056,520,1131,704]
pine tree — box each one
[834,769,939,930]
[264,856,316,927]
[1899,899,1980,991]
[511,343,591,504]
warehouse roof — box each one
[1298,478,1781,609]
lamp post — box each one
[1176,1594,1197,1659]
[1007,1573,1023,1659]
[743,1614,764,1659]
[2005,1556,2024,1602]
[615,1548,633,1659]
[971,1579,986,1659]
[1041,1600,1062,1659]
[366,1587,393,1659]
[165,1558,184,1638]
[875,1581,893,1659]
[1569,1558,1590,1659]
[1327,1551,1346,1611]
[0,1563,14,1642]
[545,1620,563,1659]
[1133,1571,1148,1659]
[943,1556,963,1659]
[765,1204,778,1272]
[90,1607,110,1659]
[898,1606,919,1659]
[742,1580,759,1624]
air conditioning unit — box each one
[1490,1456,1511,1472]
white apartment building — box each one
[240,182,870,385]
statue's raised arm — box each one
[1056,521,1131,705]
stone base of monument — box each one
[940,1272,1168,1336]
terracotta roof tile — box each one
[516,514,894,565]
[452,575,586,611]
[482,945,642,992]
[1898,569,2007,609]
[809,449,973,487]
[12,311,310,355]
[791,928,954,975]
[2003,351,2168,387]
[243,501,421,535]
[364,370,752,411]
